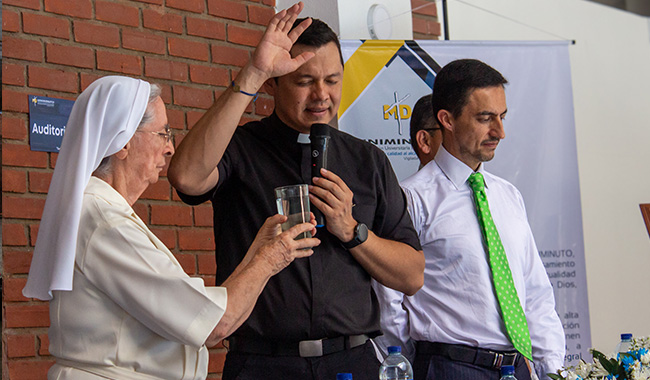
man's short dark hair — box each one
[291,17,343,67]
[409,94,438,154]
[431,59,507,124]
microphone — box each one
[310,123,330,227]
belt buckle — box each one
[299,339,323,357]
[492,351,517,368]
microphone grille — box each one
[310,123,330,137]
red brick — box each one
[412,0,437,16]
[3,223,28,246]
[140,178,171,200]
[168,37,210,62]
[22,12,70,39]
[160,84,173,104]
[151,204,192,226]
[198,253,216,275]
[3,9,20,32]
[4,0,40,9]
[146,55,187,85]
[3,277,30,302]
[7,334,36,358]
[81,72,103,91]
[3,144,49,168]
[143,8,183,34]
[39,334,51,356]
[123,29,166,55]
[3,249,34,274]
[3,168,27,193]
[46,43,95,69]
[186,111,205,129]
[28,171,53,193]
[45,0,92,18]
[208,0,247,21]
[132,0,162,4]
[166,108,185,130]
[203,276,216,286]
[178,228,215,250]
[255,95,274,117]
[187,17,226,40]
[74,20,120,48]
[3,89,30,113]
[249,4,275,26]
[149,227,176,249]
[194,205,213,227]
[96,1,140,27]
[30,224,40,246]
[3,36,43,62]
[413,17,440,36]
[2,196,46,220]
[174,253,197,274]
[132,202,149,223]
[167,0,205,13]
[2,117,28,141]
[28,66,79,93]
[212,44,249,67]
[173,85,214,109]
[189,65,229,87]
[97,50,142,75]
[261,0,275,6]
[228,24,264,47]
[3,62,25,85]
[7,359,54,380]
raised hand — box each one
[248,2,315,80]
[249,214,320,276]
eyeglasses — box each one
[422,128,441,132]
[137,124,172,143]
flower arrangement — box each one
[549,337,650,380]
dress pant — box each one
[413,350,532,380]
[223,340,380,380]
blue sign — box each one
[29,95,75,152]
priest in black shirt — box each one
[168,3,424,379]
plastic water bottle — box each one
[615,333,633,359]
[379,346,414,380]
[336,373,352,380]
[499,365,517,380]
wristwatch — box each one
[341,223,369,249]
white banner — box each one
[339,40,590,367]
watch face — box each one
[356,223,368,243]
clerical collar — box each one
[297,133,310,144]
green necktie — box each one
[467,172,533,361]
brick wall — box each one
[1,1,440,378]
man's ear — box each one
[416,130,432,155]
[262,78,276,96]
[437,110,454,132]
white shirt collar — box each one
[434,145,490,190]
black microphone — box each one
[310,123,330,227]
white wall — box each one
[439,0,650,350]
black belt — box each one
[416,342,521,369]
[226,334,370,358]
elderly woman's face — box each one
[128,97,174,187]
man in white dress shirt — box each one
[384,59,565,380]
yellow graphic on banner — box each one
[339,40,404,118]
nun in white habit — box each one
[23,76,320,380]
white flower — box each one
[640,352,650,365]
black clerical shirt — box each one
[178,113,420,342]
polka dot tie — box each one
[468,172,533,361]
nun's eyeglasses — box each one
[137,124,172,143]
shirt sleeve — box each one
[372,280,416,363]
[372,153,422,251]
[516,194,566,378]
[80,218,227,349]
